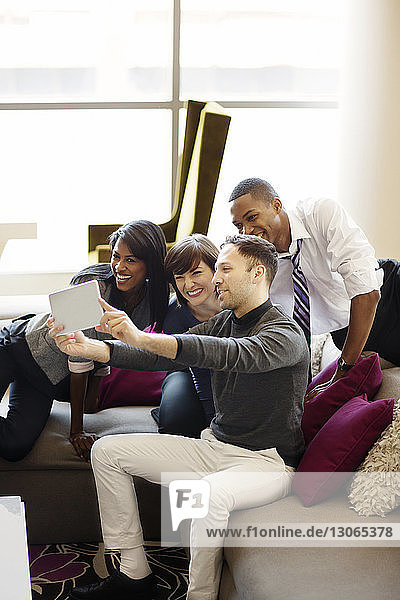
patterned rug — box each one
[29,543,189,600]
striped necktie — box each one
[289,239,311,347]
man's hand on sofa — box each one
[47,317,110,363]
[304,365,348,402]
[69,431,98,462]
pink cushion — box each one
[98,366,166,408]
[302,353,382,445]
[98,325,166,409]
[306,356,362,394]
[293,394,394,506]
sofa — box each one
[0,309,166,544]
[218,340,400,600]
[0,399,163,544]
[1,327,400,599]
[219,493,400,600]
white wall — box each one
[338,0,400,258]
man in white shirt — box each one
[229,177,384,392]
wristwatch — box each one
[337,356,356,372]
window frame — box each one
[0,0,338,212]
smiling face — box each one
[110,239,147,292]
[174,260,216,308]
[212,244,257,317]
[230,193,291,253]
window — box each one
[181,0,343,101]
[0,0,172,102]
[0,0,345,272]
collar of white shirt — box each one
[278,210,311,258]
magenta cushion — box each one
[293,394,394,506]
[306,355,362,394]
[302,353,382,445]
[98,325,166,409]
[98,366,166,408]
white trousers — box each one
[91,430,294,600]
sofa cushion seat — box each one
[0,398,160,543]
[220,493,400,600]
[0,400,158,471]
[227,491,400,533]
[372,366,400,401]
[222,542,400,600]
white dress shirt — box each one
[269,197,383,335]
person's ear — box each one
[253,264,266,283]
[270,197,282,213]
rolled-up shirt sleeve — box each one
[316,198,382,299]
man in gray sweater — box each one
[50,234,309,600]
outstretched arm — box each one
[47,305,179,370]
[340,290,380,367]
[48,316,111,362]
[305,290,380,401]
[96,298,178,359]
[49,299,304,375]
[69,372,98,461]
[304,199,381,401]
[84,372,102,414]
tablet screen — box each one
[49,279,104,335]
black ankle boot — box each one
[68,571,157,599]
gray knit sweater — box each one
[107,300,309,466]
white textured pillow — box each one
[348,398,400,517]
[310,333,330,377]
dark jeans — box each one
[331,258,400,366]
[0,323,69,462]
[152,370,209,438]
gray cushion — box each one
[222,493,400,600]
[228,492,400,533]
[222,544,400,600]
[0,400,158,471]
[0,398,160,543]
[0,295,49,320]
[373,366,400,402]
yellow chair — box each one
[88,100,231,263]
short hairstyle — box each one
[228,177,279,205]
[221,234,278,285]
[109,220,169,332]
[165,234,219,305]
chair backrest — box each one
[87,99,203,254]
[175,103,231,241]
[158,100,207,242]
[88,224,121,253]
[87,100,231,260]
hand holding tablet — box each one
[49,280,104,335]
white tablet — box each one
[49,279,104,335]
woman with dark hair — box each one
[0,220,169,462]
[152,233,221,437]
[72,220,168,333]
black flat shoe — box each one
[150,407,160,424]
[68,570,157,599]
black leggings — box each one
[0,326,69,461]
[152,370,209,438]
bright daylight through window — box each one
[0,0,345,272]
